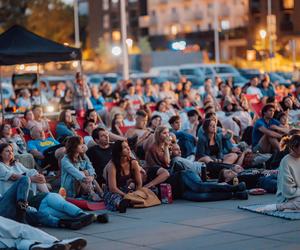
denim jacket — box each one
[196,128,224,160]
[61,155,96,197]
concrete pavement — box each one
[42,194,300,250]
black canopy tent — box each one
[0,25,81,65]
[0,25,81,116]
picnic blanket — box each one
[238,204,300,220]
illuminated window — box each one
[282,0,294,9]
[112,30,121,41]
[171,25,178,35]
[103,15,110,29]
[102,0,109,10]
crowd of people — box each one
[1,71,300,249]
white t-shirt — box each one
[246,86,263,99]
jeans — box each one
[180,170,233,202]
[0,176,30,220]
[258,174,277,194]
[37,193,83,227]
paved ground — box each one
[43,194,300,250]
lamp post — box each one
[259,29,267,72]
[213,0,220,63]
[120,0,129,80]
[73,0,80,48]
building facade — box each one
[88,0,147,49]
[248,0,300,51]
[142,0,249,60]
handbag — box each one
[124,187,161,208]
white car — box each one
[179,63,248,87]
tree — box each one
[0,0,28,29]
[138,37,152,55]
[26,0,74,44]
[0,0,74,44]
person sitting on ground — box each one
[22,110,34,135]
[56,109,77,142]
[259,75,275,99]
[169,115,196,158]
[31,88,48,106]
[280,95,300,125]
[195,119,238,164]
[86,128,112,185]
[125,110,153,158]
[246,76,263,99]
[0,143,100,229]
[103,140,142,212]
[186,109,202,138]
[218,165,277,193]
[16,89,32,110]
[0,216,87,250]
[266,129,300,170]
[148,115,162,132]
[0,163,31,222]
[152,100,173,126]
[82,119,97,147]
[123,104,136,127]
[144,125,171,189]
[27,126,60,170]
[61,136,103,201]
[0,143,49,194]
[85,108,105,127]
[90,85,106,116]
[277,112,290,130]
[170,143,204,176]
[177,168,248,202]
[252,104,287,154]
[26,105,49,133]
[260,134,300,212]
[275,134,300,210]
[111,113,125,136]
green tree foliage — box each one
[0,0,28,29]
[0,0,74,44]
[138,37,152,55]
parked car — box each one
[179,63,248,87]
[178,66,205,87]
[130,72,168,84]
[275,71,293,81]
[102,73,121,85]
[86,74,104,86]
[268,72,291,87]
[149,66,181,83]
[238,69,261,80]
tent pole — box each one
[0,66,4,119]
[37,63,42,105]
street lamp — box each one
[259,29,267,39]
[259,29,267,72]
[112,46,122,56]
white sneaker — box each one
[256,204,277,212]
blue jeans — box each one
[0,176,30,220]
[26,193,84,228]
[258,174,277,194]
[38,193,83,227]
[180,170,233,202]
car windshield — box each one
[180,69,200,75]
[214,66,237,74]
[103,77,117,83]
